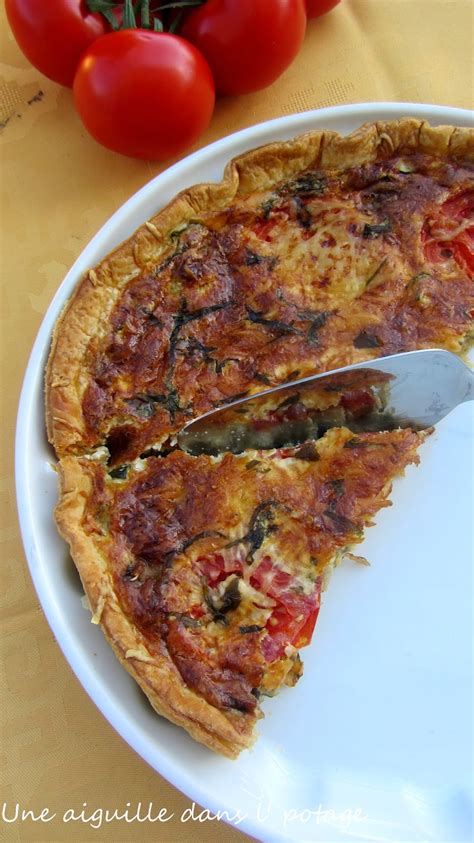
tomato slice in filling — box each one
[252,217,279,241]
[196,553,242,585]
[340,389,376,418]
[423,189,474,277]
[251,556,321,662]
[196,553,321,663]
[261,603,320,662]
[251,402,310,431]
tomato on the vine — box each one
[182,0,307,96]
[73,30,215,160]
[306,0,342,18]
[5,0,108,87]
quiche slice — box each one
[56,427,427,758]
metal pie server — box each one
[178,349,474,455]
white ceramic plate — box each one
[16,103,473,843]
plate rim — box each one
[15,101,474,843]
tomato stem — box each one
[168,10,184,32]
[158,1,204,8]
[85,0,205,31]
[86,0,120,30]
[122,0,137,28]
[140,0,151,28]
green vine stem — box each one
[86,0,205,32]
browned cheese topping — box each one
[79,428,425,712]
[79,154,473,463]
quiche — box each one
[46,119,474,758]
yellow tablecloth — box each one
[1,2,472,840]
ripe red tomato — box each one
[182,0,307,96]
[73,30,215,161]
[5,0,107,87]
[306,0,342,17]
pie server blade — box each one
[177,349,474,456]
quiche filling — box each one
[78,153,473,464]
[80,427,427,715]
[47,120,473,757]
